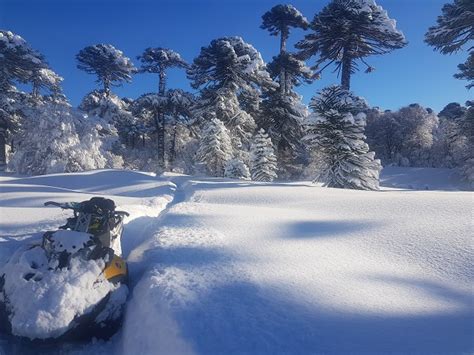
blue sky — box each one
[1,0,471,112]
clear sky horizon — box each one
[1,0,472,113]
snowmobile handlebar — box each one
[44,201,74,209]
[44,201,129,217]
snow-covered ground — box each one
[0,168,472,354]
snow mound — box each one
[1,245,116,340]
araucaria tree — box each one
[296,0,407,90]
[138,48,188,95]
[425,0,474,89]
[260,4,312,178]
[250,129,278,182]
[76,44,136,96]
[137,48,188,169]
[188,36,274,156]
[261,4,309,96]
[305,85,382,190]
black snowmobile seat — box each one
[80,197,116,215]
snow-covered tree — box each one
[138,48,188,95]
[305,85,381,190]
[364,108,401,164]
[32,68,63,98]
[296,0,406,90]
[261,4,310,95]
[224,158,251,180]
[196,118,233,177]
[259,92,308,178]
[250,129,278,182]
[455,51,474,89]
[9,99,106,175]
[188,36,274,152]
[439,102,468,120]
[0,30,48,169]
[137,48,188,168]
[79,90,130,168]
[433,114,467,168]
[259,5,312,178]
[131,93,168,170]
[76,44,136,97]
[166,89,195,169]
[459,103,474,187]
[425,0,473,88]
[365,104,439,167]
[395,104,438,167]
[188,37,273,95]
[260,56,312,178]
[0,30,46,86]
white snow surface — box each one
[0,168,472,354]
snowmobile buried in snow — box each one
[0,197,129,342]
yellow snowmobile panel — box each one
[104,255,127,283]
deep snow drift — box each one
[0,168,472,354]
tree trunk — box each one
[341,47,352,90]
[169,109,178,169]
[279,30,288,97]
[32,82,39,99]
[0,128,6,171]
[157,69,167,170]
[103,80,110,97]
[159,70,166,96]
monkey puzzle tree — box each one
[296,0,406,90]
[188,36,274,152]
[76,44,136,97]
[137,48,188,169]
[260,4,312,178]
[425,0,474,89]
[261,4,309,95]
[305,85,382,190]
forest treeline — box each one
[1,0,472,189]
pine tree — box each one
[250,129,278,182]
[76,44,136,97]
[296,0,406,90]
[196,117,233,177]
[425,0,474,89]
[305,85,381,190]
[224,158,251,180]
